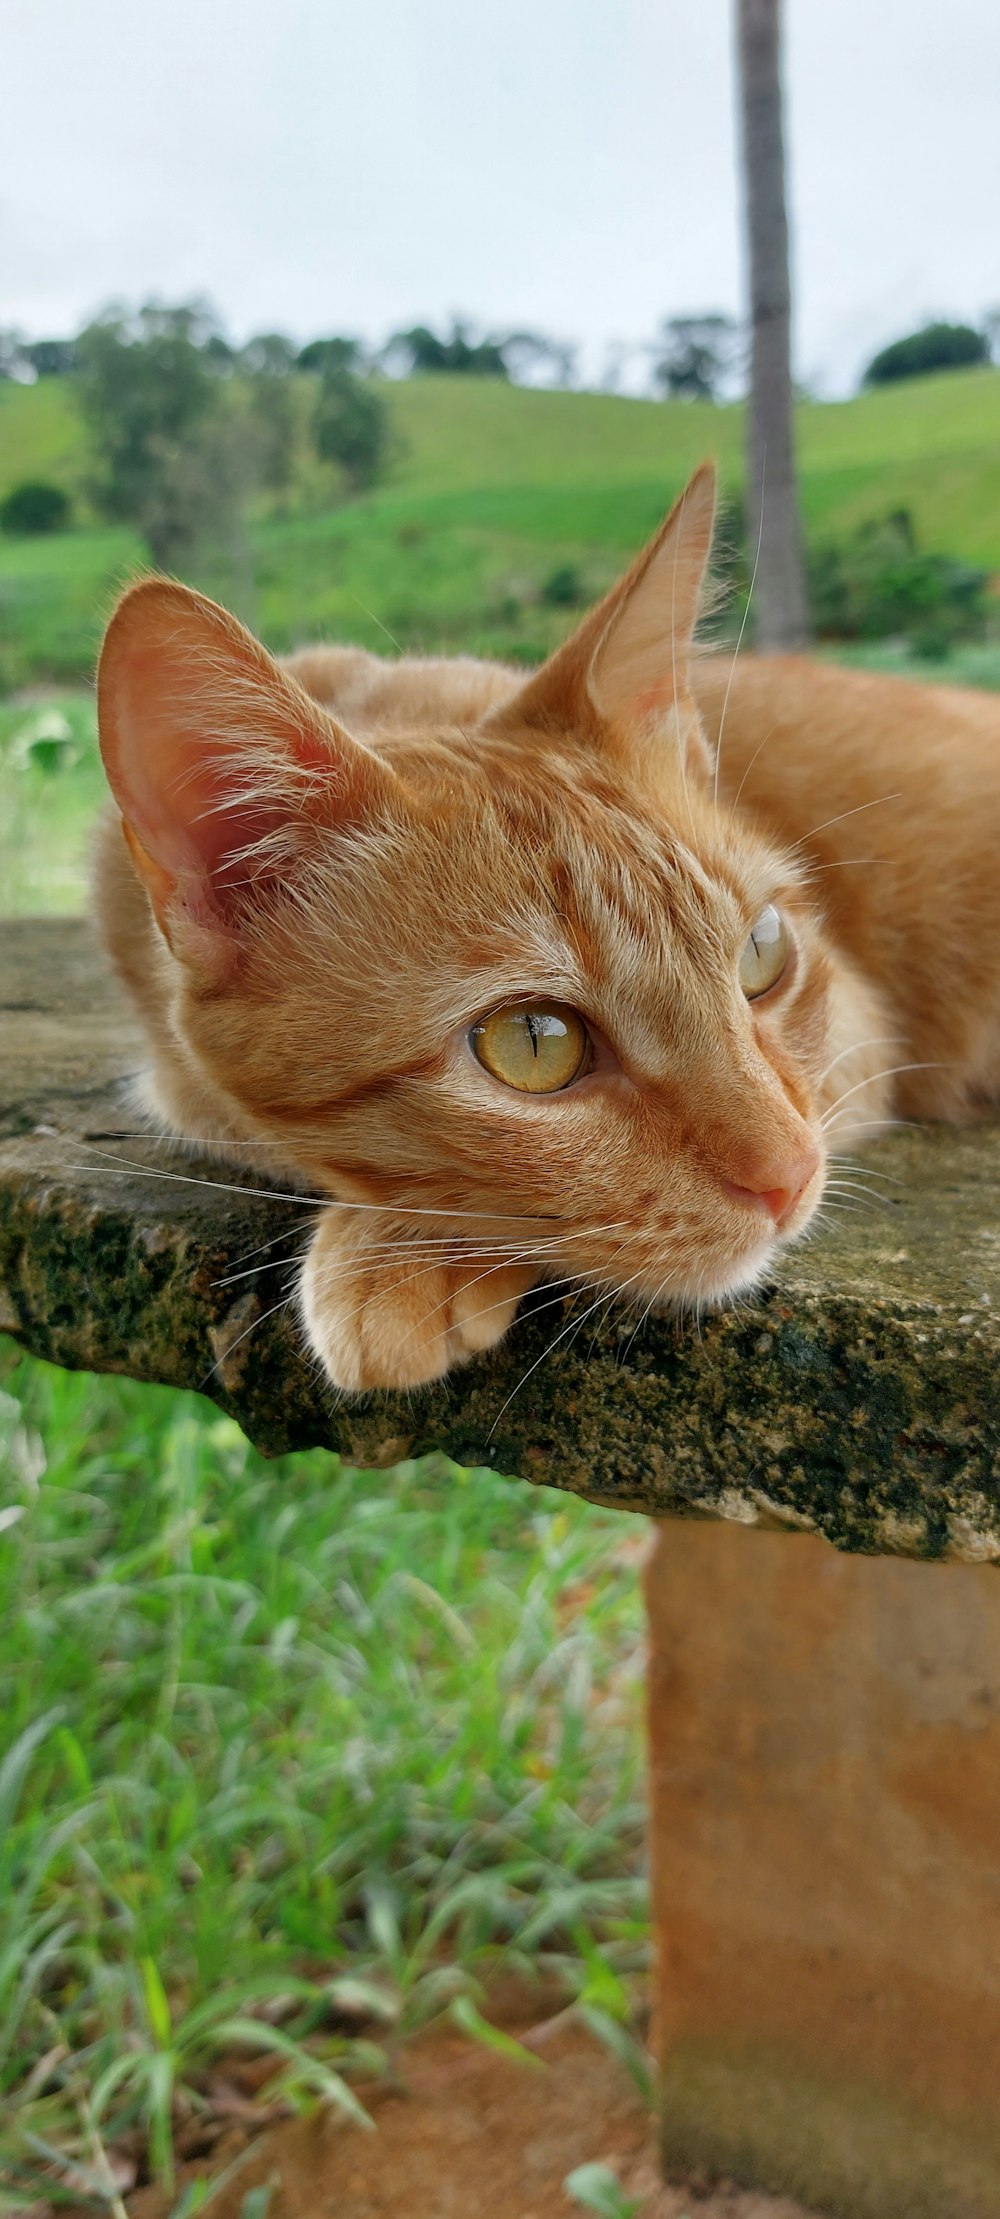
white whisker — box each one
[797,792,902,846]
[198,1288,298,1391]
[486,1262,655,1441]
[816,1035,903,1089]
[820,1061,944,1130]
[72,1145,568,1228]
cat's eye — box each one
[739,905,789,999]
[470,1003,590,1093]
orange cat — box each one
[93,465,1000,1392]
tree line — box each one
[1,294,997,575]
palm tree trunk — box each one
[736,0,810,648]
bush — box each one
[808,510,989,657]
[863,322,989,386]
[0,480,72,535]
[541,562,585,607]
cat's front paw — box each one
[299,1210,538,1391]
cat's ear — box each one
[98,579,397,972]
[487,464,716,768]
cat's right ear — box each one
[98,579,397,974]
[482,464,717,774]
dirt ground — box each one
[128,2013,819,2219]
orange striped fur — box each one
[94,467,999,1390]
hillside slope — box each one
[0,367,998,686]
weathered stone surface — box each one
[647,1523,1000,2218]
[3,916,1000,1557]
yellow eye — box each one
[739,905,789,999]
[470,1003,590,1093]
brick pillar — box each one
[646,1521,1000,2219]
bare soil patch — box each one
[128,2014,818,2219]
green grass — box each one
[0,1344,648,2206]
[1,367,999,689]
[823,639,1000,689]
[0,695,105,914]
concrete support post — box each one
[646,1522,1000,2219]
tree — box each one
[24,339,78,378]
[246,368,297,499]
[382,320,509,378]
[297,336,365,375]
[650,314,741,401]
[76,301,238,566]
[496,330,578,387]
[736,0,809,648]
[240,331,296,377]
[313,369,388,493]
[863,321,989,386]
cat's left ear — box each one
[98,578,399,978]
[487,463,717,772]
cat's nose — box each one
[724,1146,820,1226]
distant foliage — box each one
[0,480,72,535]
[0,329,30,381]
[246,370,297,499]
[297,336,366,376]
[541,562,586,607]
[239,331,296,377]
[76,302,224,564]
[497,330,578,387]
[863,322,990,386]
[24,339,79,378]
[650,313,742,401]
[382,319,575,385]
[809,509,989,658]
[385,320,510,378]
[312,368,389,492]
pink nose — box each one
[725,1148,820,1227]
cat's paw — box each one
[299,1210,538,1391]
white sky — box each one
[4,0,999,394]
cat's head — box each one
[97,464,831,1319]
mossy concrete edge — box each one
[4,916,1000,1559]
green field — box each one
[1,366,999,691]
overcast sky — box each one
[4,0,999,394]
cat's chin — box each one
[673,1241,776,1312]
[654,1191,823,1314]
[630,1223,803,1318]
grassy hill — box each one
[0,366,999,691]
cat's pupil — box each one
[739,905,789,999]
[470,1003,589,1093]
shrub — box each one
[863,322,989,386]
[0,480,72,534]
[808,509,989,657]
[541,562,585,607]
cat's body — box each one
[94,468,1000,1391]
